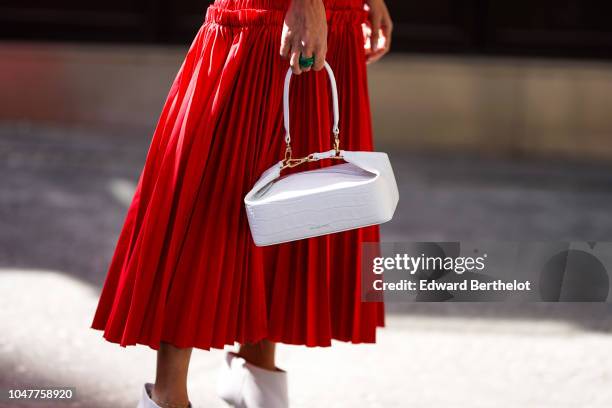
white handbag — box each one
[244,62,399,246]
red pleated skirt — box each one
[91,0,384,350]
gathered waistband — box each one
[205,0,367,27]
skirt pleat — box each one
[91,0,384,350]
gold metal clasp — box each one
[281,153,317,170]
[284,144,292,161]
[333,128,341,156]
[281,129,343,171]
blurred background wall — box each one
[2,1,612,161]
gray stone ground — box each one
[2,123,612,407]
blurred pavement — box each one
[2,123,612,407]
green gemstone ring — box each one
[299,54,315,68]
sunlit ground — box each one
[3,269,612,407]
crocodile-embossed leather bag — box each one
[244,62,399,246]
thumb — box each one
[370,15,381,52]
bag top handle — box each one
[283,62,340,150]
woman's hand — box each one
[364,0,393,63]
[280,0,328,74]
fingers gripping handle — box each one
[282,62,340,146]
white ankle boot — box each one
[216,352,289,408]
[136,383,192,408]
[137,383,161,408]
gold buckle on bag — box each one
[281,134,343,171]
